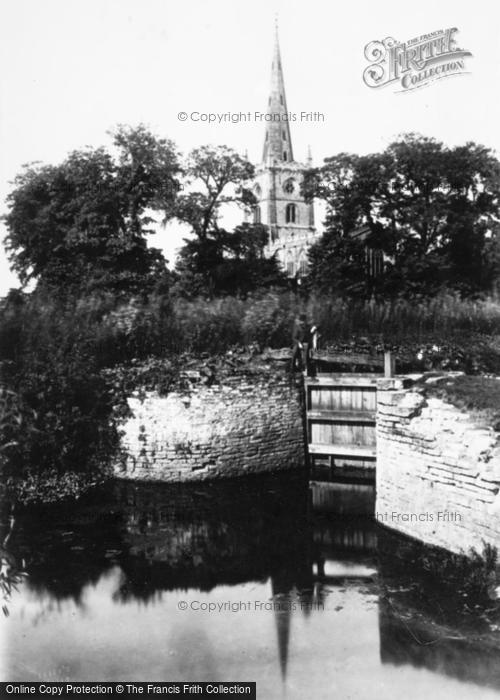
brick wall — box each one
[376,381,500,555]
[114,370,305,482]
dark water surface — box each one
[2,474,500,699]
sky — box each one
[1,0,499,295]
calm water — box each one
[2,473,500,699]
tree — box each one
[307,227,378,297]
[4,125,181,297]
[173,145,284,295]
[112,124,181,225]
[174,223,286,297]
[175,145,255,240]
[304,134,500,297]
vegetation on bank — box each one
[380,526,499,610]
[423,375,500,430]
[1,126,500,503]
[2,289,500,503]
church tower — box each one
[252,25,318,277]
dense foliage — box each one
[173,144,285,296]
[0,293,120,484]
[4,126,181,297]
[303,134,500,297]
[174,223,287,297]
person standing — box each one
[307,323,319,376]
[291,313,307,372]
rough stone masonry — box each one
[114,366,305,482]
[376,379,500,555]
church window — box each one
[282,130,286,140]
[283,179,295,194]
[286,203,296,223]
[283,151,288,161]
[253,205,261,224]
[280,94,283,105]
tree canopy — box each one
[173,145,284,296]
[4,125,181,297]
[6,129,499,302]
[174,145,255,240]
[174,222,286,297]
[303,134,500,297]
[4,137,286,299]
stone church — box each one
[251,28,320,277]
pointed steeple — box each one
[262,21,294,164]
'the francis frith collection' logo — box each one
[363,28,472,92]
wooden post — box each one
[384,350,395,378]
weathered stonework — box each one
[376,383,500,555]
[114,370,305,482]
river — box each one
[1,473,500,699]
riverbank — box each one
[3,288,500,502]
[423,374,500,429]
[6,350,500,504]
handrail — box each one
[262,347,397,377]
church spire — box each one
[262,22,294,164]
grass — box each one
[379,526,500,609]
[162,291,500,373]
[424,375,500,429]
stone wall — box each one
[376,380,500,555]
[114,368,305,482]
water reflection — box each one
[377,527,500,695]
[2,474,500,698]
[379,596,500,693]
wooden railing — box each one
[263,347,396,377]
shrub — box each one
[173,297,245,353]
[241,292,298,348]
[0,294,120,482]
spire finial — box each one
[274,14,280,51]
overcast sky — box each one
[1,0,499,295]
